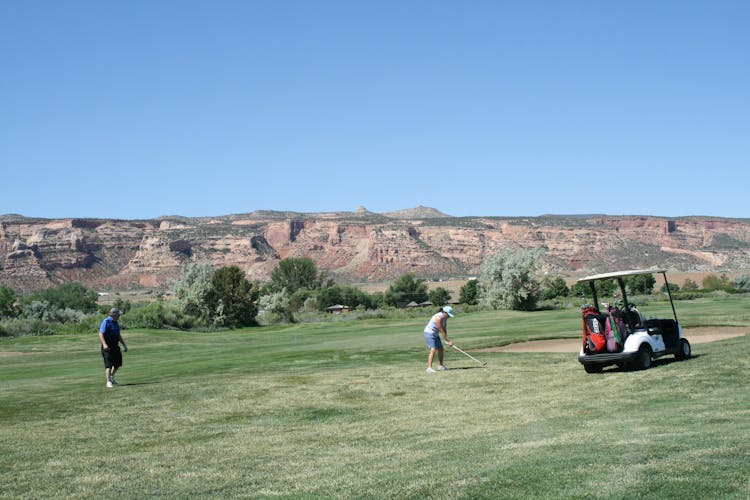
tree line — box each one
[2,249,749,336]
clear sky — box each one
[2,1,748,220]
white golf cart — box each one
[577,268,691,373]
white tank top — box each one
[424,312,446,335]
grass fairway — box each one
[1,300,749,499]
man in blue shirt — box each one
[99,308,128,388]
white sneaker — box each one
[426,367,436,373]
[106,381,114,388]
[438,365,449,371]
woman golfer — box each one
[423,305,454,372]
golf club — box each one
[451,343,487,366]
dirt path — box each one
[478,326,749,353]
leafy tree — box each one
[660,282,680,293]
[702,273,731,291]
[734,274,750,291]
[343,287,372,309]
[269,258,321,294]
[624,273,655,295]
[316,285,345,310]
[259,288,294,323]
[0,285,17,318]
[370,291,387,309]
[172,262,214,323]
[478,249,542,311]
[570,281,589,299]
[32,282,98,313]
[681,278,699,291]
[570,279,617,302]
[288,289,314,312]
[428,287,452,307]
[302,295,319,313]
[206,266,258,327]
[385,273,428,307]
[316,284,375,311]
[459,279,479,305]
[540,276,569,300]
[111,298,133,315]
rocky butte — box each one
[1,207,749,293]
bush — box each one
[733,274,750,291]
[0,318,55,337]
[124,301,197,330]
[478,248,542,311]
[428,287,452,307]
[682,278,699,291]
[258,289,294,324]
[56,315,102,335]
[30,282,98,313]
[0,285,17,318]
[702,274,732,291]
[459,280,479,305]
[540,276,569,300]
[172,262,214,323]
[19,301,87,323]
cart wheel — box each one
[635,344,652,370]
[584,363,603,374]
[675,338,691,360]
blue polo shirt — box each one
[99,316,121,347]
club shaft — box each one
[451,344,485,365]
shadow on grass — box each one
[598,354,702,373]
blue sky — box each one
[2,1,748,220]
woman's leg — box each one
[427,348,437,368]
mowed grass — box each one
[1,297,749,499]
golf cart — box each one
[577,268,691,373]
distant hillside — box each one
[382,206,451,219]
[1,208,749,292]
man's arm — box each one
[99,331,108,350]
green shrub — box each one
[0,318,55,337]
[19,301,87,323]
[56,315,102,335]
[0,285,17,318]
[29,282,98,313]
[124,301,197,330]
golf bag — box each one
[582,307,606,354]
[606,306,628,348]
[604,314,620,352]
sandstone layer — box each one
[1,210,749,292]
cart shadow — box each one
[602,354,701,373]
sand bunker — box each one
[479,326,749,353]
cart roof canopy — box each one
[577,268,668,282]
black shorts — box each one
[101,347,122,369]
